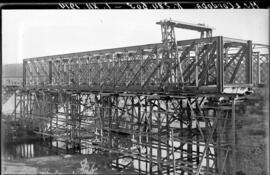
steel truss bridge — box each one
[8,19,269,175]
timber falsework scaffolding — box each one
[8,19,269,175]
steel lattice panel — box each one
[260,55,269,84]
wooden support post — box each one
[187,98,193,175]
[180,99,184,175]
[144,97,148,173]
[149,99,153,174]
[115,95,119,153]
[138,96,141,174]
[232,98,236,175]
[157,100,162,175]
[42,93,46,141]
[196,121,200,166]
[166,100,170,175]
[100,95,104,150]
[65,101,69,152]
[206,119,209,173]
[55,99,59,154]
[49,94,53,147]
[71,96,76,153]
[131,97,135,134]
[109,96,112,151]
[78,94,81,153]
[171,128,176,175]
[215,109,219,173]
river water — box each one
[2,129,214,175]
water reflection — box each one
[3,141,57,161]
[3,131,215,175]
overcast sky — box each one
[2,9,269,64]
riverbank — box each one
[2,153,137,174]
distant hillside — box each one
[2,64,23,78]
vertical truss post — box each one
[200,31,204,38]
[31,93,34,129]
[28,93,31,128]
[23,61,27,87]
[246,40,253,84]
[224,47,229,83]
[14,92,17,121]
[25,93,28,127]
[29,93,31,128]
[217,36,224,93]
[22,94,25,127]
[195,45,199,87]
[49,61,52,84]
[160,20,184,85]
[19,93,22,126]
[257,52,261,84]
[38,93,41,133]
[205,48,209,86]
[68,59,71,85]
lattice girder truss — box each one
[23,37,269,95]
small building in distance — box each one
[2,64,23,86]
